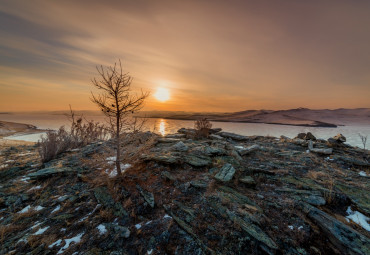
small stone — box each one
[218,132,249,141]
[209,134,224,140]
[236,144,260,156]
[239,176,256,187]
[305,132,316,141]
[333,133,346,143]
[214,163,236,182]
[296,133,306,139]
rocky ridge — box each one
[0,128,369,254]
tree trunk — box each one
[116,110,122,176]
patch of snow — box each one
[18,152,33,156]
[20,176,30,183]
[163,214,172,219]
[147,249,153,255]
[145,220,153,225]
[234,146,244,149]
[97,224,107,235]
[298,226,303,230]
[30,222,42,230]
[5,160,15,163]
[106,156,116,164]
[105,163,131,177]
[0,164,8,168]
[33,226,49,235]
[58,195,68,202]
[135,223,142,229]
[288,225,294,230]
[28,185,42,192]
[51,205,61,214]
[57,232,84,254]
[346,206,370,231]
[0,217,3,221]
[78,216,88,223]
[359,171,367,177]
[60,228,66,232]
[18,205,31,213]
[34,205,44,211]
[306,150,310,153]
[49,239,62,248]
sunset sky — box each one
[0,0,370,112]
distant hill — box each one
[140,108,370,127]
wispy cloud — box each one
[0,0,369,111]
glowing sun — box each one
[154,87,170,102]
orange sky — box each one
[0,0,370,112]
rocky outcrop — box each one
[1,130,369,255]
[301,203,370,255]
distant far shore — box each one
[145,116,338,128]
[0,121,46,139]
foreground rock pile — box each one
[0,129,369,254]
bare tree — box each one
[358,133,368,150]
[91,60,149,176]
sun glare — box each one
[154,87,170,102]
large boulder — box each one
[301,202,370,255]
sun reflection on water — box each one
[159,119,166,136]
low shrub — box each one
[38,108,108,163]
[194,118,212,138]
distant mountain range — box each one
[140,108,370,127]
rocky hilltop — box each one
[0,128,369,254]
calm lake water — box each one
[1,113,369,148]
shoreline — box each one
[0,120,47,140]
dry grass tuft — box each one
[194,118,212,139]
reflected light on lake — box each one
[159,119,166,136]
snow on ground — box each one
[359,171,368,177]
[97,224,107,235]
[28,185,42,192]
[33,226,49,235]
[17,152,33,156]
[18,205,31,213]
[105,163,132,177]
[49,239,62,248]
[147,249,153,255]
[58,195,69,202]
[288,225,294,230]
[20,176,30,183]
[163,214,172,219]
[34,205,44,211]
[51,205,61,214]
[30,222,42,230]
[135,223,142,229]
[57,232,84,254]
[346,206,370,231]
[106,156,116,164]
[0,164,8,168]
